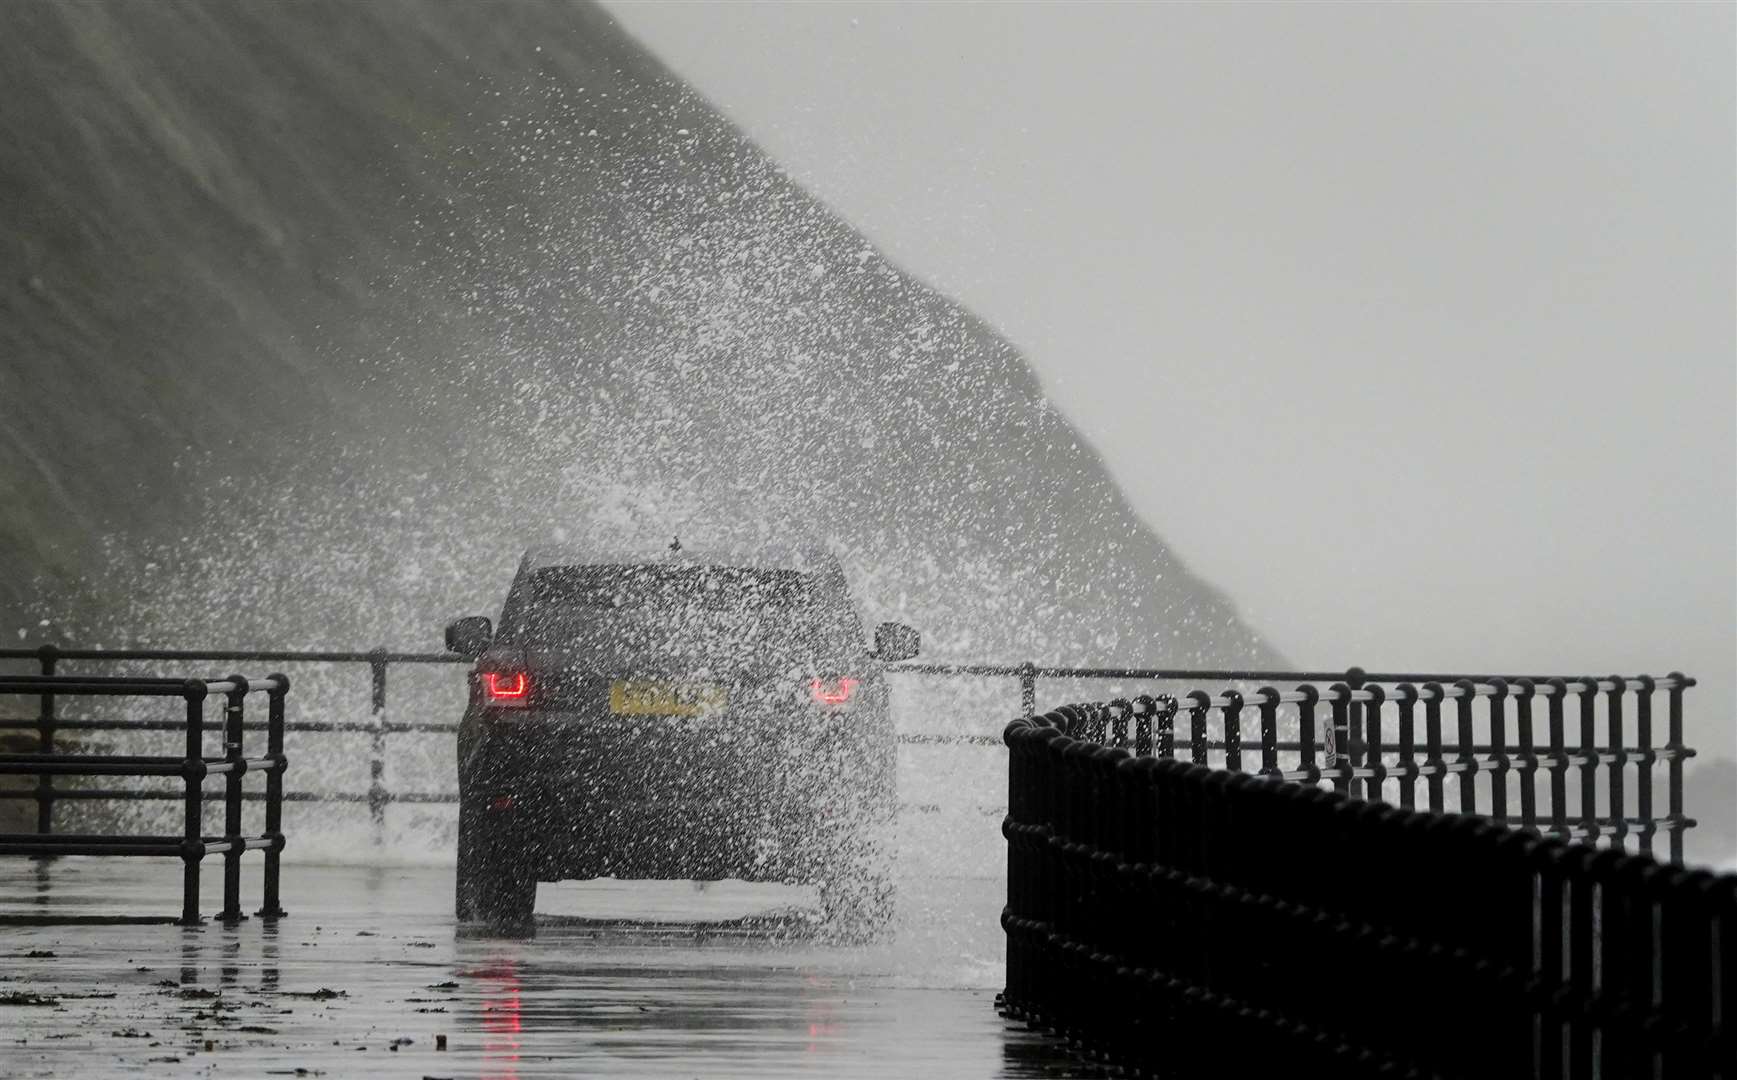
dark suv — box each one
[444,544,919,934]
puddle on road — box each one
[0,860,1085,1078]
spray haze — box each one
[0,1,1729,864]
[606,2,1737,780]
[0,0,1271,674]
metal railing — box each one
[0,647,465,837]
[1047,668,1699,863]
[1000,704,1732,1078]
[0,648,1699,862]
[0,647,1327,834]
[0,672,288,925]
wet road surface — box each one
[0,859,1088,1078]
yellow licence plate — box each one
[608,680,727,717]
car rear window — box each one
[522,565,816,613]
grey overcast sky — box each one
[603,1,1736,759]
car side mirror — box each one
[445,616,493,659]
[872,621,920,662]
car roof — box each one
[519,542,840,575]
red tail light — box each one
[484,671,530,706]
[809,677,859,707]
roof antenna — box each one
[669,535,682,553]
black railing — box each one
[1047,669,1698,863]
[1001,701,1732,1079]
[0,648,1700,862]
[2,646,1353,837]
[0,672,288,925]
[0,646,464,838]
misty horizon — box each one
[607,1,1735,775]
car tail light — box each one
[809,677,859,707]
[483,671,530,707]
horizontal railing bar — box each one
[1,648,1691,694]
[0,781,1374,806]
[900,663,1397,680]
[0,788,988,816]
[0,832,280,857]
[0,651,1354,675]
[1273,750,1697,781]
[0,648,461,665]
[0,718,447,734]
[0,683,202,698]
[0,675,281,687]
[1,670,1687,703]
[1061,743,1688,760]
[0,753,282,770]
[0,842,186,857]
[1561,819,1695,835]
[0,753,193,766]
[0,833,185,844]
[896,663,1691,693]
[1097,682,1689,708]
[0,789,209,801]
[0,674,198,685]
[0,760,188,777]
[2,727,1697,769]
[0,789,373,804]
[0,712,1696,762]
[0,674,285,693]
[0,718,1024,745]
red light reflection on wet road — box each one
[479,959,522,1080]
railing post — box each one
[34,643,56,839]
[1363,683,1386,802]
[1255,687,1281,779]
[1546,678,1569,838]
[1327,683,1351,794]
[1632,675,1655,859]
[1345,666,1367,799]
[1107,698,1131,748]
[1295,684,1320,785]
[1577,677,1599,844]
[1665,672,1687,866]
[1453,679,1480,814]
[258,673,289,918]
[1605,675,1628,851]
[1512,679,1537,829]
[1394,683,1418,810]
[1422,682,1446,814]
[1131,695,1154,757]
[1486,678,1508,823]
[1221,690,1243,773]
[368,648,388,844]
[1186,691,1211,766]
[179,681,207,927]
[1018,662,1036,720]
[218,676,247,923]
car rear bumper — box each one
[478,795,875,882]
[459,709,894,882]
[463,708,892,787]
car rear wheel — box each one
[456,798,536,934]
[815,816,895,941]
